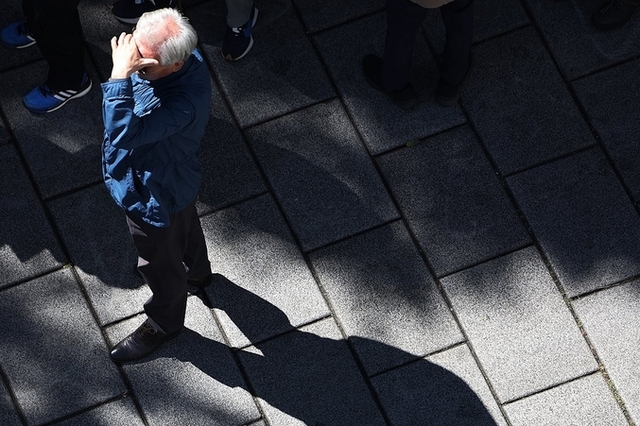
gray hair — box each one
[135,8,198,65]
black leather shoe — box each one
[110,319,179,363]
[592,0,639,31]
[362,54,418,110]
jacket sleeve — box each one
[101,78,196,151]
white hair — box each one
[135,8,197,65]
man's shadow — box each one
[146,274,501,425]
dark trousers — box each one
[22,0,85,90]
[126,199,211,335]
[381,0,474,91]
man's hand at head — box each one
[109,32,159,80]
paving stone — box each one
[507,148,640,297]
[573,58,640,202]
[0,379,21,426]
[190,1,335,128]
[0,270,124,425]
[292,0,384,33]
[47,185,151,325]
[197,80,266,215]
[239,318,386,425]
[440,247,597,402]
[377,126,530,276]
[422,0,529,50]
[200,194,329,347]
[106,298,260,426]
[246,99,398,251]
[463,26,594,175]
[313,12,465,155]
[309,222,462,375]
[524,0,640,79]
[0,62,104,198]
[573,280,640,424]
[0,144,65,289]
[504,373,627,426]
[55,398,144,426]
[372,344,507,426]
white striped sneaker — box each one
[23,73,92,114]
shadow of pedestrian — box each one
[160,274,501,425]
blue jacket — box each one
[101,49,211,227]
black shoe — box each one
[110,319,179,362]
[362,54,418,111]
[592,0,639,30]
[111,0,175,24]
[222,6,258,61]
[434,53,473,108]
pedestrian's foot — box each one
[111,0,176,25]
[592,0,639,31]
[110,319,180,362]
[362,54,418,111]
[1,21,35,49]
[222,6,258,61]
[23,73,92,114]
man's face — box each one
[133,36,179,81]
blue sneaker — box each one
[221,6,258,61]
[1,21,36,49]
[23,74,92,114]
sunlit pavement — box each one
[2,0,640,425]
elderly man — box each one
[102,8,212,362]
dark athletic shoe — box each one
[362,54,418,111]
[23,73,92,114]
[222,6,258,61]
[592,0,639,31]
[1,21,35,49]
[111,0,175,24]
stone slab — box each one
[377,125,530,276]
[573,57,640,202]
[0,144,65,288]
[0,270,124,425]
[239,318,386,425]
[107,297,260,426]
[292,0,384,33]
[0,378,21,426]
[0,61,104,198]
[191,0,335,128]
[313,12,465,155]
[310,222,462,376]
[372,344,507,426]
[504,373,627,426]
[524,0,640,79]
[440,247,597,402]
[463,26,594,175]
[573,280,640,424]
[47,185,151,325]
[200,194,329,347]
[507,148,640,297]
[55,398,144,426]
[246,99,398,251]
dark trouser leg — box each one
[440,0,474,86]
[381,0,428,91]
[22,0,85,90]
[126,200,205,335]
[183,206,211,281]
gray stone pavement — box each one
[1,0,640,424]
